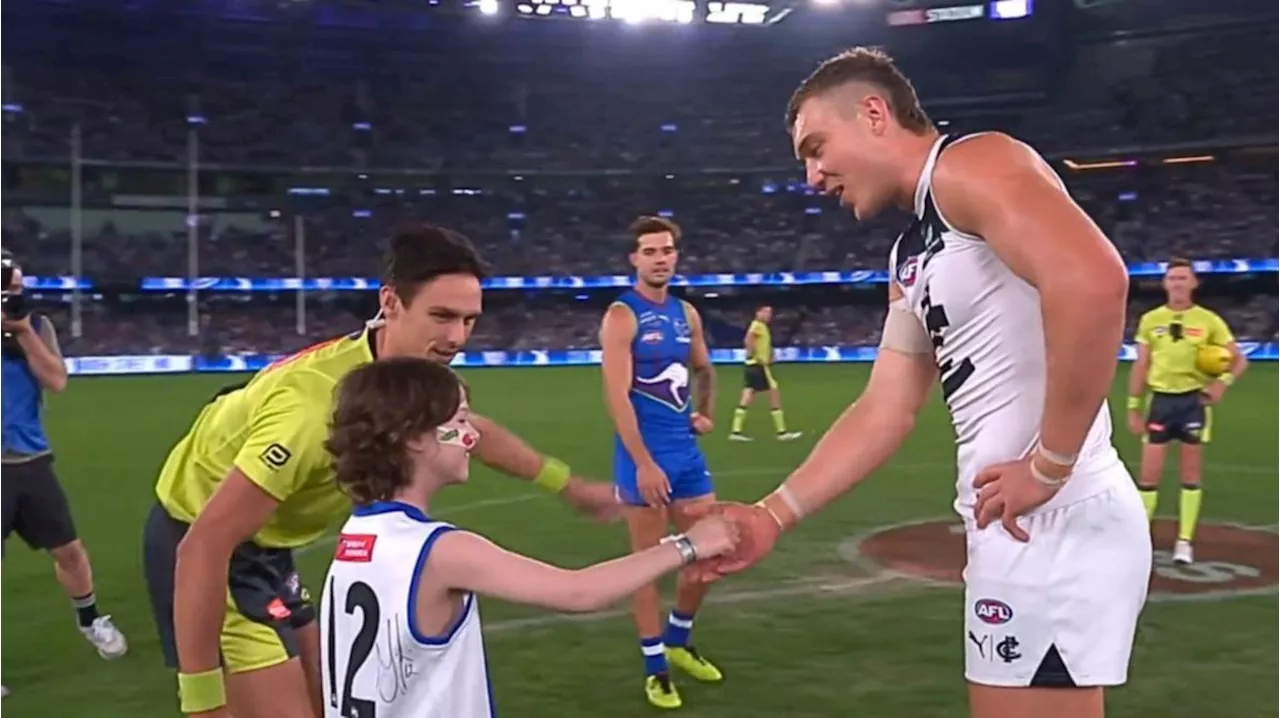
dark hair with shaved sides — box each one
[785,47,932,135]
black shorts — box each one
[142,502,316,673]
[743,364,776,392]
[1146,390,1211,445]
[1,454,79,551]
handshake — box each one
[675,501,785,583]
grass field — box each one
[2,364,1276,717]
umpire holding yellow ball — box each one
[1127,257,1248,566]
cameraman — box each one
[1,251,128,687]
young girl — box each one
[319,358,738,718]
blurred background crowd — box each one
[2,0,1276,358]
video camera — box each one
[1,249,29,321]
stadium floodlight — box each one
[478,0,499,14]
[706,2,770,24]
[812,0,841,5]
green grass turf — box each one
[2,364,1276,717]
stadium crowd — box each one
[2,24,1274,169]
[38,293,1279,358]
[2,13,1275,359]
[5,158,1277,281]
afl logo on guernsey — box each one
[897,255,920,287]
[974,598,1014,625]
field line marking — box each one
[483,574,900,637]
[295,463,927,556]
[297,459,1274,556]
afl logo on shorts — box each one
[897,256,920,287]
[974,598,1014,625]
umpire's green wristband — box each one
[533,456,571,493]
[1126,396,1143,410]
[178,668,226,714]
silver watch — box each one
[661,533,698,565]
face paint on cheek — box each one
[437,425,480,452]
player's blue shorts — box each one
[613,443,714,507]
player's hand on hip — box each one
[682,502,780,582]
[1200,380,1227,405]
[561,476,623,523]
[691,412,714,435]
[973,458,1060,543]
[1126,410,1146,436]
[636,462,672,506]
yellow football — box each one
[1196,345,1233,377]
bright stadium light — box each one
[478,0,499,14]
[510,0,702,23]
[812,0,841,5]
[706,2,770,24]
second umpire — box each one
[1126,257,1248,567]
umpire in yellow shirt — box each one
[729,305,801,442]
[1127,258,1247,566]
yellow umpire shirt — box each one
[154,329,376,549]
[745,319,772,367]
[1135,305,1234,394]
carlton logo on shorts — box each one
[258,442,293,470]
[973,598,1014,625]
[994,636,1021,663]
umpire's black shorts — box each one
[1,454,79,551]
[142,502,316,673]
[1145,390,1212,445]
[743,363,777,392]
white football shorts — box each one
[962,472,1152,688]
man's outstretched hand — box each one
[560,476,623,523]
[681,501,781,583]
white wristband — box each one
[1029,459,1069,489]
[1036,443,1077,468]
[776,485,805,520]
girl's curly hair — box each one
[326,358,464,505]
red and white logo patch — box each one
[335,534,377,562]
[266,597,292,620]
[897,256,920,287]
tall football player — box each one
[688,48,1151,718]
[600,216,725,709]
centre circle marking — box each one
[846,518,1277,601]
